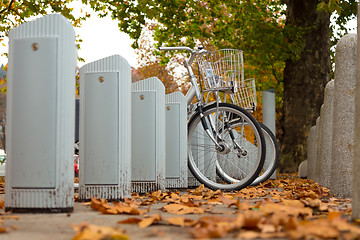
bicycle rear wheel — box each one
[187,103,266,191]
[215,121,279,186]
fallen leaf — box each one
[190,225,230,239]
[138,214,161,228]
[162,204,205,215]
[218,195,236,205]
[117,218,142,224]
[242,210,264,229]
[260,203,312,218]
[0,226,6,233]
[237,230,260,239]
[90,197,110,214]
[72,222,128,240]
[0,216,20,220]
[166,217,197,227]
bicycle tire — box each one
[187,102,266,191]
[250,123,279,185]
[215,121,279,186]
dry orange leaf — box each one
[218,195,236,205]
[237,230,260,239]
[90,197,148,215]
[203,199,223,205]
[180,194,203,202]
[189,185,206,196]
[0,216,20,220]
[138,214,161,228]
[118,217,142,224]
[190,225,230,239]
[0,226,6,233]
[113,202,147,215]
[90,197,110,214]
[197,215,238,227]
[166,217,197,227]
[162,204,205,215]
[72,222,128,240]
[242,210,264,229]
[0,200,4,209]
[260,203,312,217]
[291,223,339,239]
[281,199,305,208]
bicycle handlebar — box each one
[158,46,193,52]
[158,46,206,102]
[158,46,207,65]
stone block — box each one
[330,34,357,198]
[315,110,323,184]
[352,5,360,220]
[307,125,317,181]
[318,80,334,188]
[298,160,307,178]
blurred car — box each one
[0,150,6,177]
[74,154,79,177]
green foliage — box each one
[0,0,89,38]
[0,64,6,94]
[94,0,356,108]
[94,0,304,109]
[316,0,357,77]
[0,0,357,97]
[0,0,91,57]
[0,0,91,92]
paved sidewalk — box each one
[0,177,356,240]
[0,192,243,240]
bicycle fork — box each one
[197,105,247,157]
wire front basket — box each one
[231,78,257,110]
[197,49,257,110]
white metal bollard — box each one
[132,77,166,193]
[262,89,276,179]
[79,55,132,200]
[165,92,188,188]
[5,14,76,212]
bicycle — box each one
[159,46,268,191]
[196,49,279,186]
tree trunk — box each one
[280,0,331,171]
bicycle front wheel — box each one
[187,103,266,191]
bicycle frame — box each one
[158,47,205,104]
[159,46,247,154]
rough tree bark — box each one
[280,0,331,171]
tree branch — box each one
[0,0,16,16]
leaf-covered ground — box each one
[1,174,359,239]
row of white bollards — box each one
[5,14,188,212]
